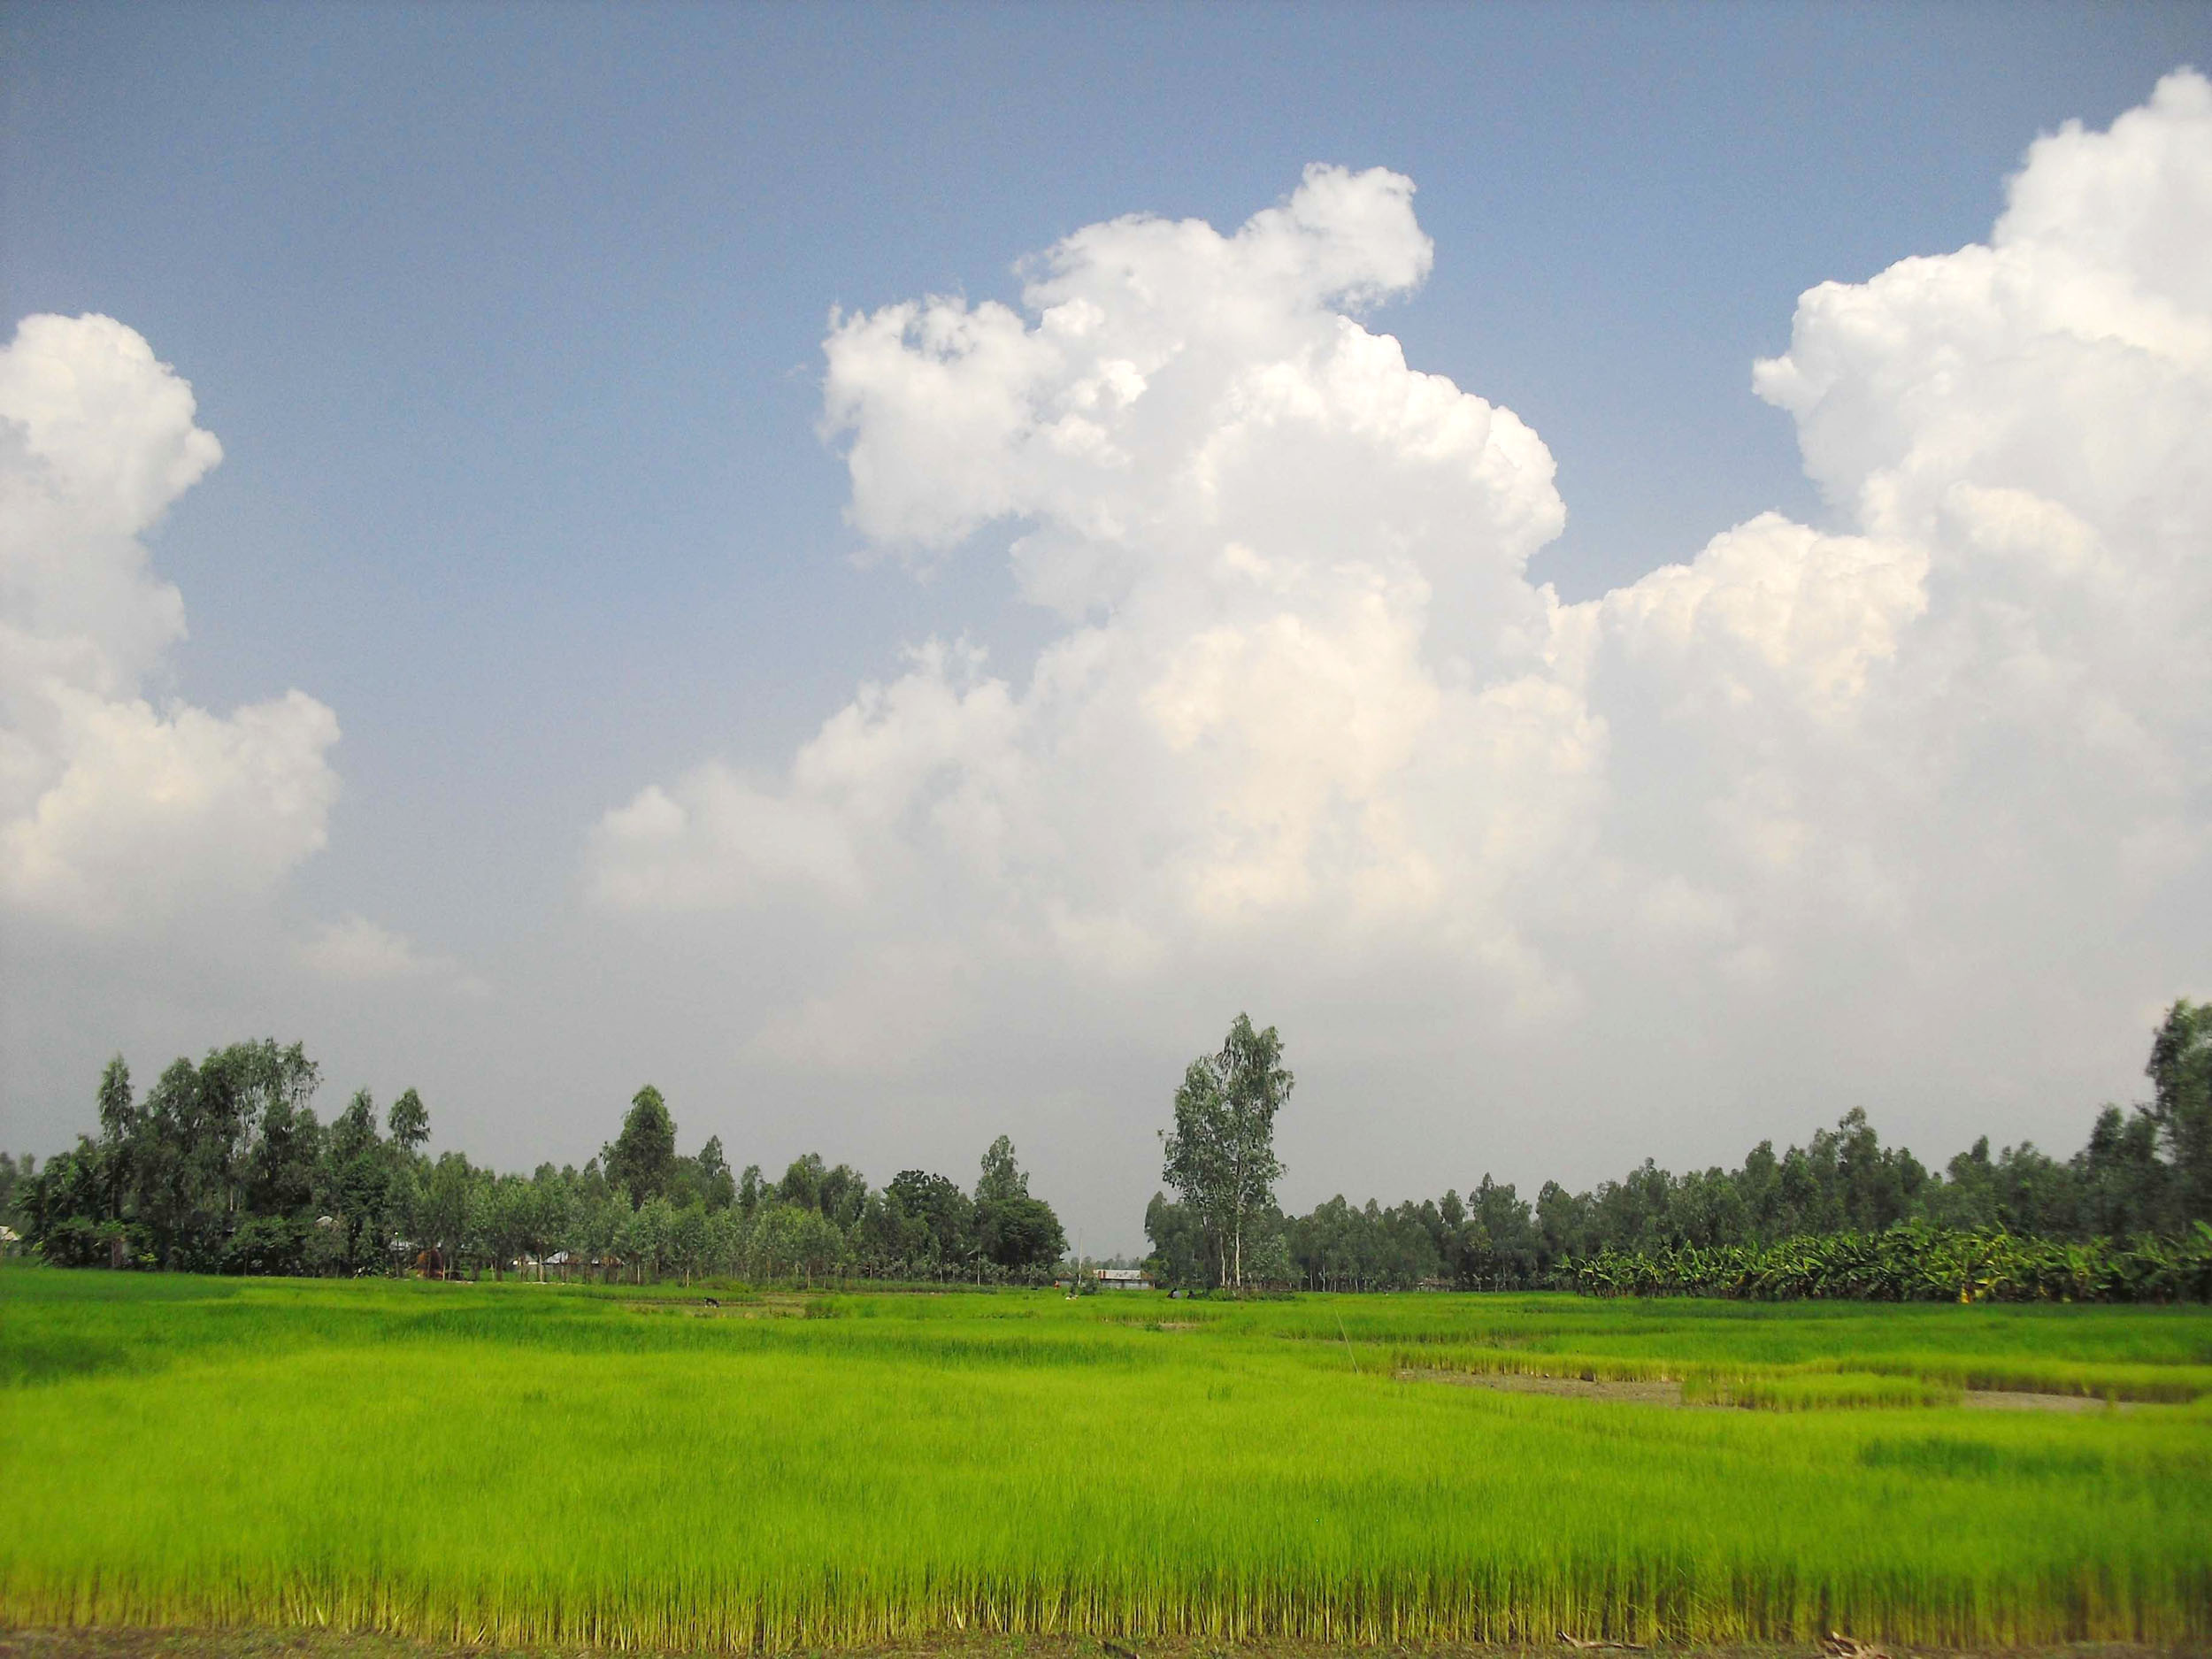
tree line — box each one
[12,999,2208,1297]
[1565,1224,2212,1303]
[1146,1001,2212,1295]
[2,1049,1066,1285]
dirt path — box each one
[1401,1370,2133,1412]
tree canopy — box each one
[1161,1013,1291,1292]
[12,998,2209,1298]
[1144,1002,2212,1293]
[7,1048,1070,1289]
[604,1085,676,1206]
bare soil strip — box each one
[1400,1371,2131,1412]
[1957,1390,2129,1413]
[1402,1370,1687,1405]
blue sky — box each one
[4,3,2208,1247]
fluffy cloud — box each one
[597,166,1578,961]
[591,84,2211,1102]
[0,313,342,926]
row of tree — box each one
[3,1051,1067,1284]
[1568,1223,2212,1304]
[1146,1001,2212,1294]
[12,998,2208,1295]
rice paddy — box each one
[4,1268,2209,1651]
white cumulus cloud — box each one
[589,81,2212,1132]
[0,313,342,927]
[597,166,1578,967]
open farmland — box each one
[4,1270,2211,1652]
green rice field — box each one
[4,1268,2210,1651]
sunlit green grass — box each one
[4,1268,2208,1649]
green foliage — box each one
[976,1133,1027,1203]
[972,1137,1065,1270]
[1570,1220,2212,1303]
[0,1149,33,1234]
[385,1086,429,1153]
[2149,997,2212,1222]
[976,1194,1067,1270]
[683,1133,736,1210]
[605,1084,678,1206]
[1142,1191,1208,1288]
[1263,1002,2212,1289]
[887,1169,974,1262]
[1161,1012,1291,1290]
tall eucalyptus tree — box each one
[1162,1013,1292,1292]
